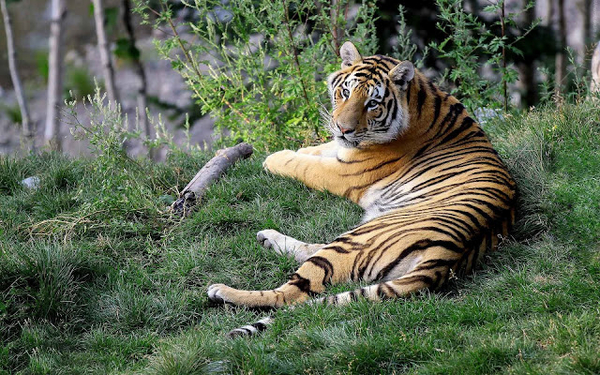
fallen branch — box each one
[170,143,253,216]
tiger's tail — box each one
[227,316,274,338]
[225,269,438,338]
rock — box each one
[21,176,40,190]
[474,107,503,126]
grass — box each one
[1,100,599,374]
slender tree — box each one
[93,0,119,104]
[500,0,508,111]
[545,0,553,26]
[121,0,151,157]
[1,0,34,152]
[579,0,592,52]
[554,0,567,97]
[45,0,66,150]
[517,1,537,107]
[591,42,600,93]
[330,0,342,54]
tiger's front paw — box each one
[257,229,284,254]
[297,146,322,155]
[207,283,237,305]
[263,150,296,174]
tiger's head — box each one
[327,42,415,148]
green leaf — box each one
[114,38,141,61]
[104,7,119,30]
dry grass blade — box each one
[26,210,109,243]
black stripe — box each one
[439,116,476,145]
[341,156,402,176]
[331,73,345,88]
[429,95,442,131]
[432,271,444,289]
[306,256,334,285]
[334,235,363,247]
[437,103,465,136]
[377,284,390,299]
[251,322,268,331]
[325,245,351,254]
[427,80,437,93]
[417,84,427,117]
[355,250,377,280]
[289,273,315,295]
[393,274,434,287]
[349,291,358,302]
[335,155,374,164]
[375,239,462,281]
[371,55,400,65]
[389,90,398,125]
[413,258,456,272]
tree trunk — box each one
[518,1,537,107]
[554,0,567,97]
[0,0,34,152]
[580,0,592,50]
[122,0,151,158]
[591,42,600,93]
[545,0,553,26]
[92,0,119,104]
[45,0,66,150]
[331,0,341,54]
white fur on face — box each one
[327,72,410,148]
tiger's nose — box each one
[338,124,355,134]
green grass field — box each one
[1,101,599,374]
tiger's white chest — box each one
[358,177,421,222]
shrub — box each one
[133,0,378,151]
[430,0,538,113]
[0,103,22,125]
[65,66,97,100]
[132,0,549,148]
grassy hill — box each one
[1,101,599,374]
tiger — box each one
[208,41,517,337]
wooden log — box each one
[170,143,254,216]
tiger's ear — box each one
[340,42,362,68]
[389,61,415,91]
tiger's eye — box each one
[342,89,350,98]
[367,100,378,109]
